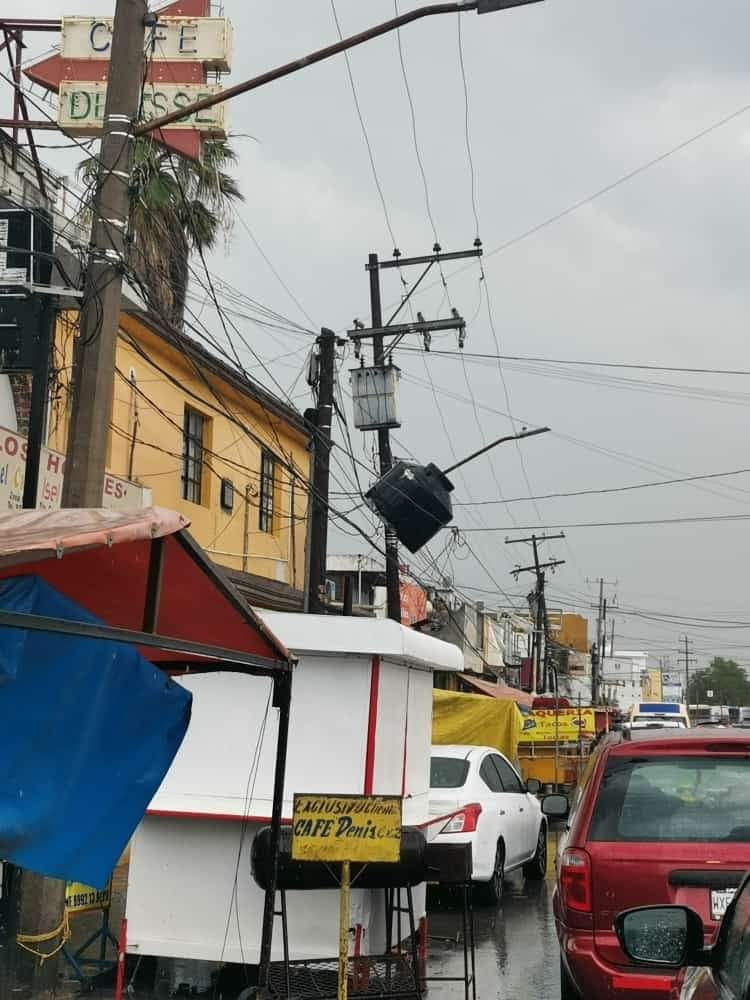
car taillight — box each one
[559,848,592,913]
[441,803,482,834]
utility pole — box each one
[306,328,341,614]
[506,533,565,695]
[681,634,697,719]
[4,3,147,995]
[368,254,401,623]
[351,247,480,622]
[61,0,147,507]
[587,577,617,707]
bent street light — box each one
[135,0,546,138]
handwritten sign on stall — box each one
[291,793,402,863]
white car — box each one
[429,744,553,904]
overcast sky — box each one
[9,0,750,675]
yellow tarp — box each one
[432,689,524,763]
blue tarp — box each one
[0,575,192,888]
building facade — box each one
[47,308,311,609]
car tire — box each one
[560,957,581,1000]
[476,842,505,906]
[522,824,547,881]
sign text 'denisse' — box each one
[291,794,402,863]
[58,82,224,133]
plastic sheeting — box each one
[0,575,192,888]
[432,689,524,763]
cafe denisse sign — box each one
[61,15,232,70]
[59,81,225,134]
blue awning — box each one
[0,575,192,888]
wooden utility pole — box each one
[61,0,147,507]
[306,328,338,613]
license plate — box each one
[711,888,736,921]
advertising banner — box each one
[519,708,596,743]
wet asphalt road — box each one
[426,830,562,1000]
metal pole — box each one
[338,861,351,1000]
[307,328,336,614]
[61,0,147,507]
[134,3,482,137]
[592,578,603,706]
[369,253,401,623]
[21,295,53,509]
[258,669,293,989]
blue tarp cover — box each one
[0,575,192,888]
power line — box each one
[398,347,750,377]
[453,466,750,505]
[457,513,750,531]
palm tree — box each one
[78,140,243,328]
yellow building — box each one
[49,307,311,610]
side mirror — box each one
[615,906,705,967]
[541,793,569,819]
[526,778,541,795]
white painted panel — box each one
[150,657,370,817]
[127,817,375,963]
[403,668,433,805]
[372,661,407,797]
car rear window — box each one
[430,757,470,789]
[588,756,750,842]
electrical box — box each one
[350,364,401,430]
[366,461,454,553]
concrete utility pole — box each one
[4,3,147,995]
[61,0,147,507]
[368,253,401,623]
[306,328,339,614]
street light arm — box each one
[134,2,480,137]
[442,425,550,476]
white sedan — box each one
[429,744,557,904]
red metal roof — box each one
[0,507,288,666]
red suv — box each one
[553,728,750,1000]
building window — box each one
[259,449,276,532]
[182,406,206,504]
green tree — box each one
[78,139,243,328]
[687,657,750,706]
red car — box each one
[553,728,750,1000]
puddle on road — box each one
[425,831,562,1000]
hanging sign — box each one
[61,16,232,70]
[24,0,231,159]
[58,82,225,134]
[291,794,402,863]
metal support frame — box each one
[61,896,119,987]
[0,23,49,195]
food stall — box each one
[124,613,462,986]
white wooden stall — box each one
[125,613,462,967]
